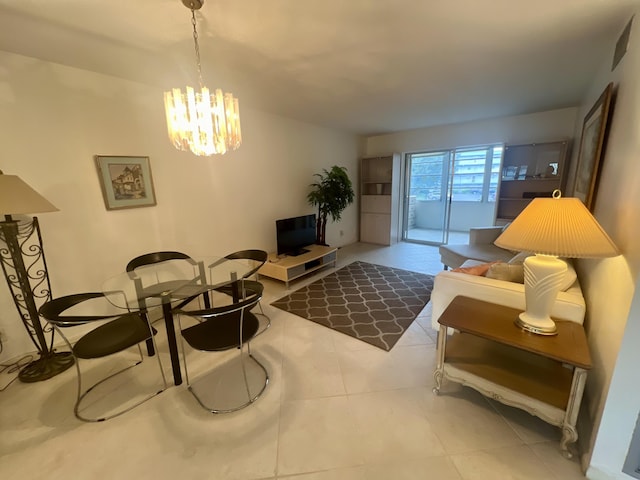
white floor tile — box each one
[450,444,557,480]
[0,242,587,480]
[277,396,365,475]
[346,388,445,462]
[284,456,463,479]
[420,383,525,454]
[282,350,346,400]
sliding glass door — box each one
[403,151,451,244]
[403,145,502,245]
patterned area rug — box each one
[271,261,434,351]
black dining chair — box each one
[126,251,211,354]
[126,251,211,310]
[174,281,269,413]
[213,249,271,335]
[38,292,167,422]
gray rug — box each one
[271,261,434,351]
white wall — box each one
[579,11,640,479]
[364,107,578,237]
[365,107,578,156]
[0,50,361,362]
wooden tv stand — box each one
[257,244,338,288]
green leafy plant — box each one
[307,166,355,245]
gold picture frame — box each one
[573,82,614,211]
[95,155,157,210]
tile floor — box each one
[0,242,587,479]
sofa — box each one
[430,227,586,332]
[439,226,514,269]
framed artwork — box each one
[95,155,157,210]
[573,82,614,211]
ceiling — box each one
[0,0,636,135]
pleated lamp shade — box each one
[495,192,619,258]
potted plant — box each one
[307,165,355,245]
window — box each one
[407,144,502,203]
[408,151,449,201]
[451,146,502,202]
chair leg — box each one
[177,315,191,386]
[239,342,261,402]
[253,301,271,336]
[145,339,155,356]
[52,324,168,423]
[138,312,155,356]
[202,292,211,309]
[185,342,269,414]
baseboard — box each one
[586,465,631,479]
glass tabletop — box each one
[101,256,254,310]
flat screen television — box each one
[276,214,316,256]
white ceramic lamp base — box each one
[518,254,567,335]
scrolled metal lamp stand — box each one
[0,215,74,382]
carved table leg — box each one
[433,325,447,395]
[560,367,588,458]
[560,425,578,458]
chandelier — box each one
[164,0,242,156]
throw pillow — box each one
[508,251,533,264]
[503,255,577,291]
[486,262,525,283]
[452,262,497,276]
[559,259,578,291]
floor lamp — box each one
[0,172,74,382]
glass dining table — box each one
[101,256,254,386]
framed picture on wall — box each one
[573,82,614,211]
[95,155,157,210]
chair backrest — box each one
[126,251,192,272]
[125,250,210,313]
[224,250,268,279]
[174,281,262,320]
[39,292,120,327]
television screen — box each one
[276,214,316,256]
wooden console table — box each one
[433,295,591,457]
[257,244,337,288]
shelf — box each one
[446,333,572,409]
[258,244,337,288]
[362,182,392,196]
[360,154,400,245]
[496,140,570,223]
[500,177,561,183]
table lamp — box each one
[0,171,74,382]
[494,190,619,335]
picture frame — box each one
[502,165,518,180]
[95,155,157,210]
[573,82,614,211]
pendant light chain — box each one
[190,8,204,89]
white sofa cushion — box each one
[460,257,578,292]
[430,268,585,331]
